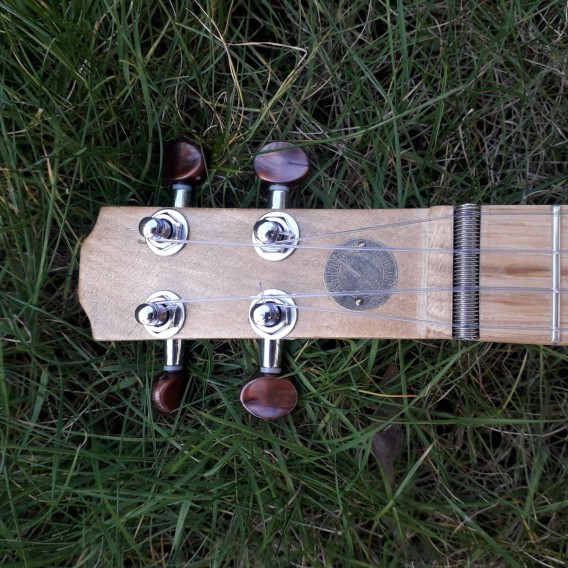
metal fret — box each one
[551,205,561,344]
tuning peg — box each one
[134,295,186,414]
[134,290,187,414]
[163,140,205,207]
[253,142,309,209]
[137,141,205,413]
[240,373,298,420]
[152,370,187,414]
[151,337,187,414]
[242,297,299,420]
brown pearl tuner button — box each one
[163,141,205,183]
[240,374,298,420]
[253,142,309,186]
[151,371,187,414]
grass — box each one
[1,0,567,566]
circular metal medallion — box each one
[323,239,398,311]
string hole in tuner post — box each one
[139,217,172,241]
[248,290,297,339]
[252,212,299,261]
[134,291,186,339]
[138,209,189,256]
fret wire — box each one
[551,205,561,344]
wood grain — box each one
[479,205,567,345]
[79,207,454,341]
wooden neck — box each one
[78,205,566,346]
[478,205,564,345]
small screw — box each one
[355,298,363,306]
[358,241,366,248]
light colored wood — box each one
[563,212,568,339]
[80,205,568,345]
[479,205,567,345]
[79,207,455,341]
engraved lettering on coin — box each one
[323,239,398,311]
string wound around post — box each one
[248,289,297,339]
[252,212,300,261]
[138,209,189,256]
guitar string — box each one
[153,287,568,334]
[293,305,568,333]
[155,296,568,334]
[232,208,568,246]
[159,286,568,304]
[128,208,567,254]
[92,269,567,334]
[131,235,568,256]
[127,231,568,297]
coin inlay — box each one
[323,239,398,311]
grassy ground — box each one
[1,0,567,566]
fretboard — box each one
[478,205,565,345]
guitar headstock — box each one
[79,140,457,418]
[79,206,455,341]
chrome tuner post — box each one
[251,142,308,261]
[134,291,185,339]
[252,212,299,261]
[137,140,205,413]
[248,291,297,339]
[241,289,298,420]
[134,290,188,414]
[138,209,189,256]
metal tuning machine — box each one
[241,290,298,420]
[138,141,205,256]
[138,208,188,256]
[137,140,205,413]
[251,142,308,261]
[241,142,309,419]
[134,291,187,413]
